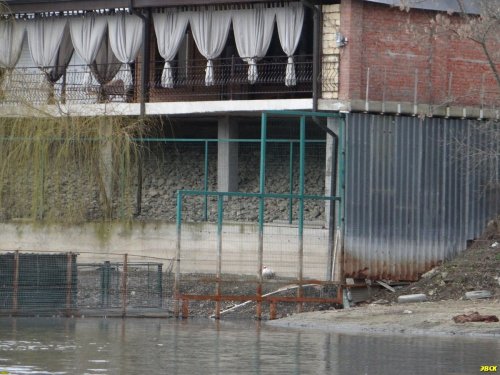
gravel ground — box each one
[267,299,500,337]
[268,218,500,337]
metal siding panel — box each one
[344,114,493,280]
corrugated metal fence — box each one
[344,113,499,280]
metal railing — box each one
[0,55,341,105]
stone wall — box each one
[136,142,327,223]
[0,141,328,225]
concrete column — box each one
[217,117,239,192]
[99,119,113,210]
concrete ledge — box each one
[0,99,313,118]
[0,221,329,279]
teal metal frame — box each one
[174,110,346,319]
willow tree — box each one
[0,112,142,223]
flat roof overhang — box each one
[3,0,335,13]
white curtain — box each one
[107,13,144,88]
[276,3,304,86]
[27,18,68,69]
[153,11,189,88]
[189,10,232,86]
[232,8,275,84]
[0,19,26,92]
[69,14,107,86]
[0,19,26,68]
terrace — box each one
[0,2,339,115]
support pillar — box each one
[217,117,238,192]
[99,119,113,211]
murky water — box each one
[0,317,498,375]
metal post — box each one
[101,261,111,308]
[12,251,19,315]
[66,252,73,316]
[288,142,294,224]
[326,130,338,281]
[174,191,182,317]
[139,9,151,116]
[256,113,267,320]
[119,150,126,219]
[204,141,209,221]
[122,254,128,317]
[365,68,370,112]
[336,118,346,284]
[158,264,163,308]
[270,300,277,320]
[215,195,223,319]
[297,116,306,313]
[312,4,320,111]
[413,68,419,115]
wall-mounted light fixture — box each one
[336,32,348,48]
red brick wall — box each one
[338,0,500,108]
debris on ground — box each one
[452,312,499,323]
[370,217,500,304]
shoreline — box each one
[266,299,500,338]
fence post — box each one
[158,264,163,308]
[289,142,294,224]
[12,250,19,315]
[297,116,306,313]
[174,191,182,318]
[66,252,73,316]
[122,254,128,317]
[204,141,209,221]
[256,113,267,320]
[101,261,111,308]
[215,194,223,319]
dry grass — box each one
[0,108,143,223]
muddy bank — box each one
[267,299,500,337]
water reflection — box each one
[0,317,498,375]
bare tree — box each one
[401,0,500,210]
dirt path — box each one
[267,299,500,337]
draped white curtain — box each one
[232,8,275,84]
[0,19,26,69]
[0,19,26,92]
[153,11,189,88]
[189,10,232,86]
[27,18,68,69]
[107,13,143,88]
[69,15,107,86]
[276,4,304,86]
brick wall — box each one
[337,0,500,109]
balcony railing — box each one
[0,55,339,106]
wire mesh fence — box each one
[0,251,175,317]
[136,139,327,223]
[0,55,339,105]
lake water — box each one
[0,317,498,375]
